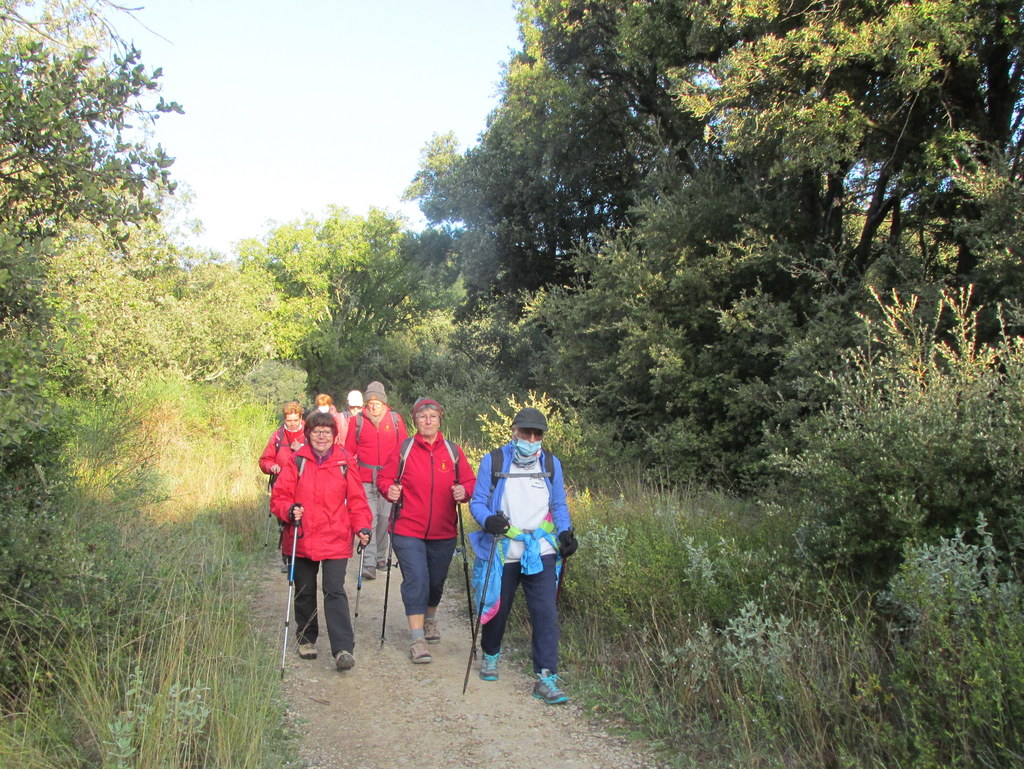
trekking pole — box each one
[463,523,502,695]
[556,552,569,603]
[452,460,474,637]
[556,526,574,603]
[354,542,365,617]
[263,477,275,547]
[279,520,301,679]
[456,503,474,637]
[380,501,399,647]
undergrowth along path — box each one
[254,551,669,769]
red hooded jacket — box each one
[376,432,476,540]
[271,444,372,560]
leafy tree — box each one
[48,222,281,393]
[238,207,453,393]
[0,1,179,463]
[407,1,675,301]
[459,0,1024,487]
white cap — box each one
[347,390,364,407]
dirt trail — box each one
[254,551,670,769]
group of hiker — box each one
[258,382,578,704]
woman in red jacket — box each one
[272,411,372,672]
[379,398,476,664]
[258,401,305,479]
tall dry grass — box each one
[0,377,292,768]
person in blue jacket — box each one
[468,406,578,704]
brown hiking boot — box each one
[423,616,441,644]
[409,637,432,664]
[297,643,317,659]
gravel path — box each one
[254,553,670,769]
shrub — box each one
[881,520,1024,768]
[774,288,1024,585]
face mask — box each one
[513,438,541,460]
[317,405,330,413]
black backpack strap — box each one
[491,447,554,487]
[488,448,504,492]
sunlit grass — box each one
[0,378,290,768]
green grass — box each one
[0,378,293,768]
[5,376,1024,769]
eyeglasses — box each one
[309,428,334,438]
[415,412,440,422]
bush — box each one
[475,390,630,490]
[881,520,1024,768]
[774,288,1024,585]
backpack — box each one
[354,411,401,443]
[294,452,347,479]
[489,447,553,492]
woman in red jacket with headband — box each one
[378,398,476,664]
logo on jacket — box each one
[440,460,449,472]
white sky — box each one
[120,1,521,255]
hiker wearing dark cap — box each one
[378,398,476,663]
[345,381,408,580]
[468,407,577,703]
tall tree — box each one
[238,207,447,391]
[0,0,179,461]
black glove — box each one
[484,514,510,535]
[288,503,301,523]
[558,528,578,557]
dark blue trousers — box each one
[481,554,560,673]
[391,534,457,615]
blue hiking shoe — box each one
[532,668,568,704]
[479,651,500,681]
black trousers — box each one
[292,556,354,655]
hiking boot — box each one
[479,651,500,681]
[376,559,388,570]
[423,617,441,644]
[334,650,355,671]
[409,637,432,664]
[297,643,317,660]
[533,669,568,704]
[361,565,376,580]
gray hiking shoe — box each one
[361,565,376,580]
[297,643,317,660]
[334,650,355,671]
[533,669,568,704]
[409,637,432,664]
[479,651,500,681]
[423,616,441,644]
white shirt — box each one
[500,459,554,562]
